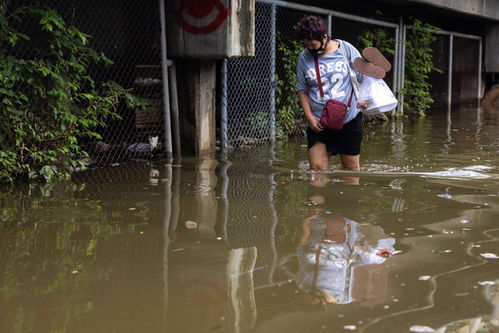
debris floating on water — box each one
[459,218,470,224]
[418,275,431,281]
[409,325,434,332]
[480,253,499,259]
[478,281,496,286]
[343,325,357,330]
[185,220,198,229]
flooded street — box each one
[1,107,498,333]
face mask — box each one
[307,36,329,56]
[308,44,325,56]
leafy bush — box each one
[275,32,303,139]
[0,5,143,182]
[357,26,395,121]
[357,27,395,58]
[401,18,442,115]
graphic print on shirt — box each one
[305,59,348,100]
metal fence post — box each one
[400,24,406,115]
[448,34,454,112]
[270,4,277,142]
[159,0,172,161]
[396,16,404,114]
[221,59,229,152]
[478,38,482,102]
[393,25,399,93]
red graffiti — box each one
[174,0,230,35]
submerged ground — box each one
[1,106,498,333]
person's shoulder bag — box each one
[314,55,353,131]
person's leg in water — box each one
[339,154,360,185]
[308,141,331,171]
[339,154,360,171]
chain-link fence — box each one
[222,0,399,151]
[2,0,166,182]
[222,0,483,151]
[1,0,485,180]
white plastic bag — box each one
[358,76,398,116]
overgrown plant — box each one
[275,31,303,139]
[357,27,395,58]
[0,5,143,182]
[401,18,442,115]
[357,26,395,121]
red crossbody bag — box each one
[314,56,353,130]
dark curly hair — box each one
[294,15,327,41]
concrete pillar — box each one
[485,23,499,73]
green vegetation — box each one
[357,26,396,121]
[358,15,441,116]
[401,18,442,115]
[357,27,395,58]
[275,32,303,139]
[0,4,143,183]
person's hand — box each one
[357,101,368,109]
[308,118,324,132]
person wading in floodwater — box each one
[295,15,364,171]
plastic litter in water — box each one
[418,275,431,281]
[480,253,499,259]
[184,220,198,229]
[437,194,452,199]
[478,281,496,286]
[343,325,357,330]
[127,142,151,152]
[460,218,470,224]
[409,325,434,332]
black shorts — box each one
[307,112,363,155]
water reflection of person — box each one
[296,204,395,308]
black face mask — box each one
[308,44,325,56]
[307,36,329,56]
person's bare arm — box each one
[298,91,323,132]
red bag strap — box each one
[314,55,354,106]
[313,56,324,98]
[346,89,353,107]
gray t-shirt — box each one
[296,40,362,124]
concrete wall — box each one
[408,0,499,21]
[485,23,499,72]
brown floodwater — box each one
[1,107,498,333]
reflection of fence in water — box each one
[223,164,279,287]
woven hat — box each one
[354,57,386,79]
[362,47,391,72]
